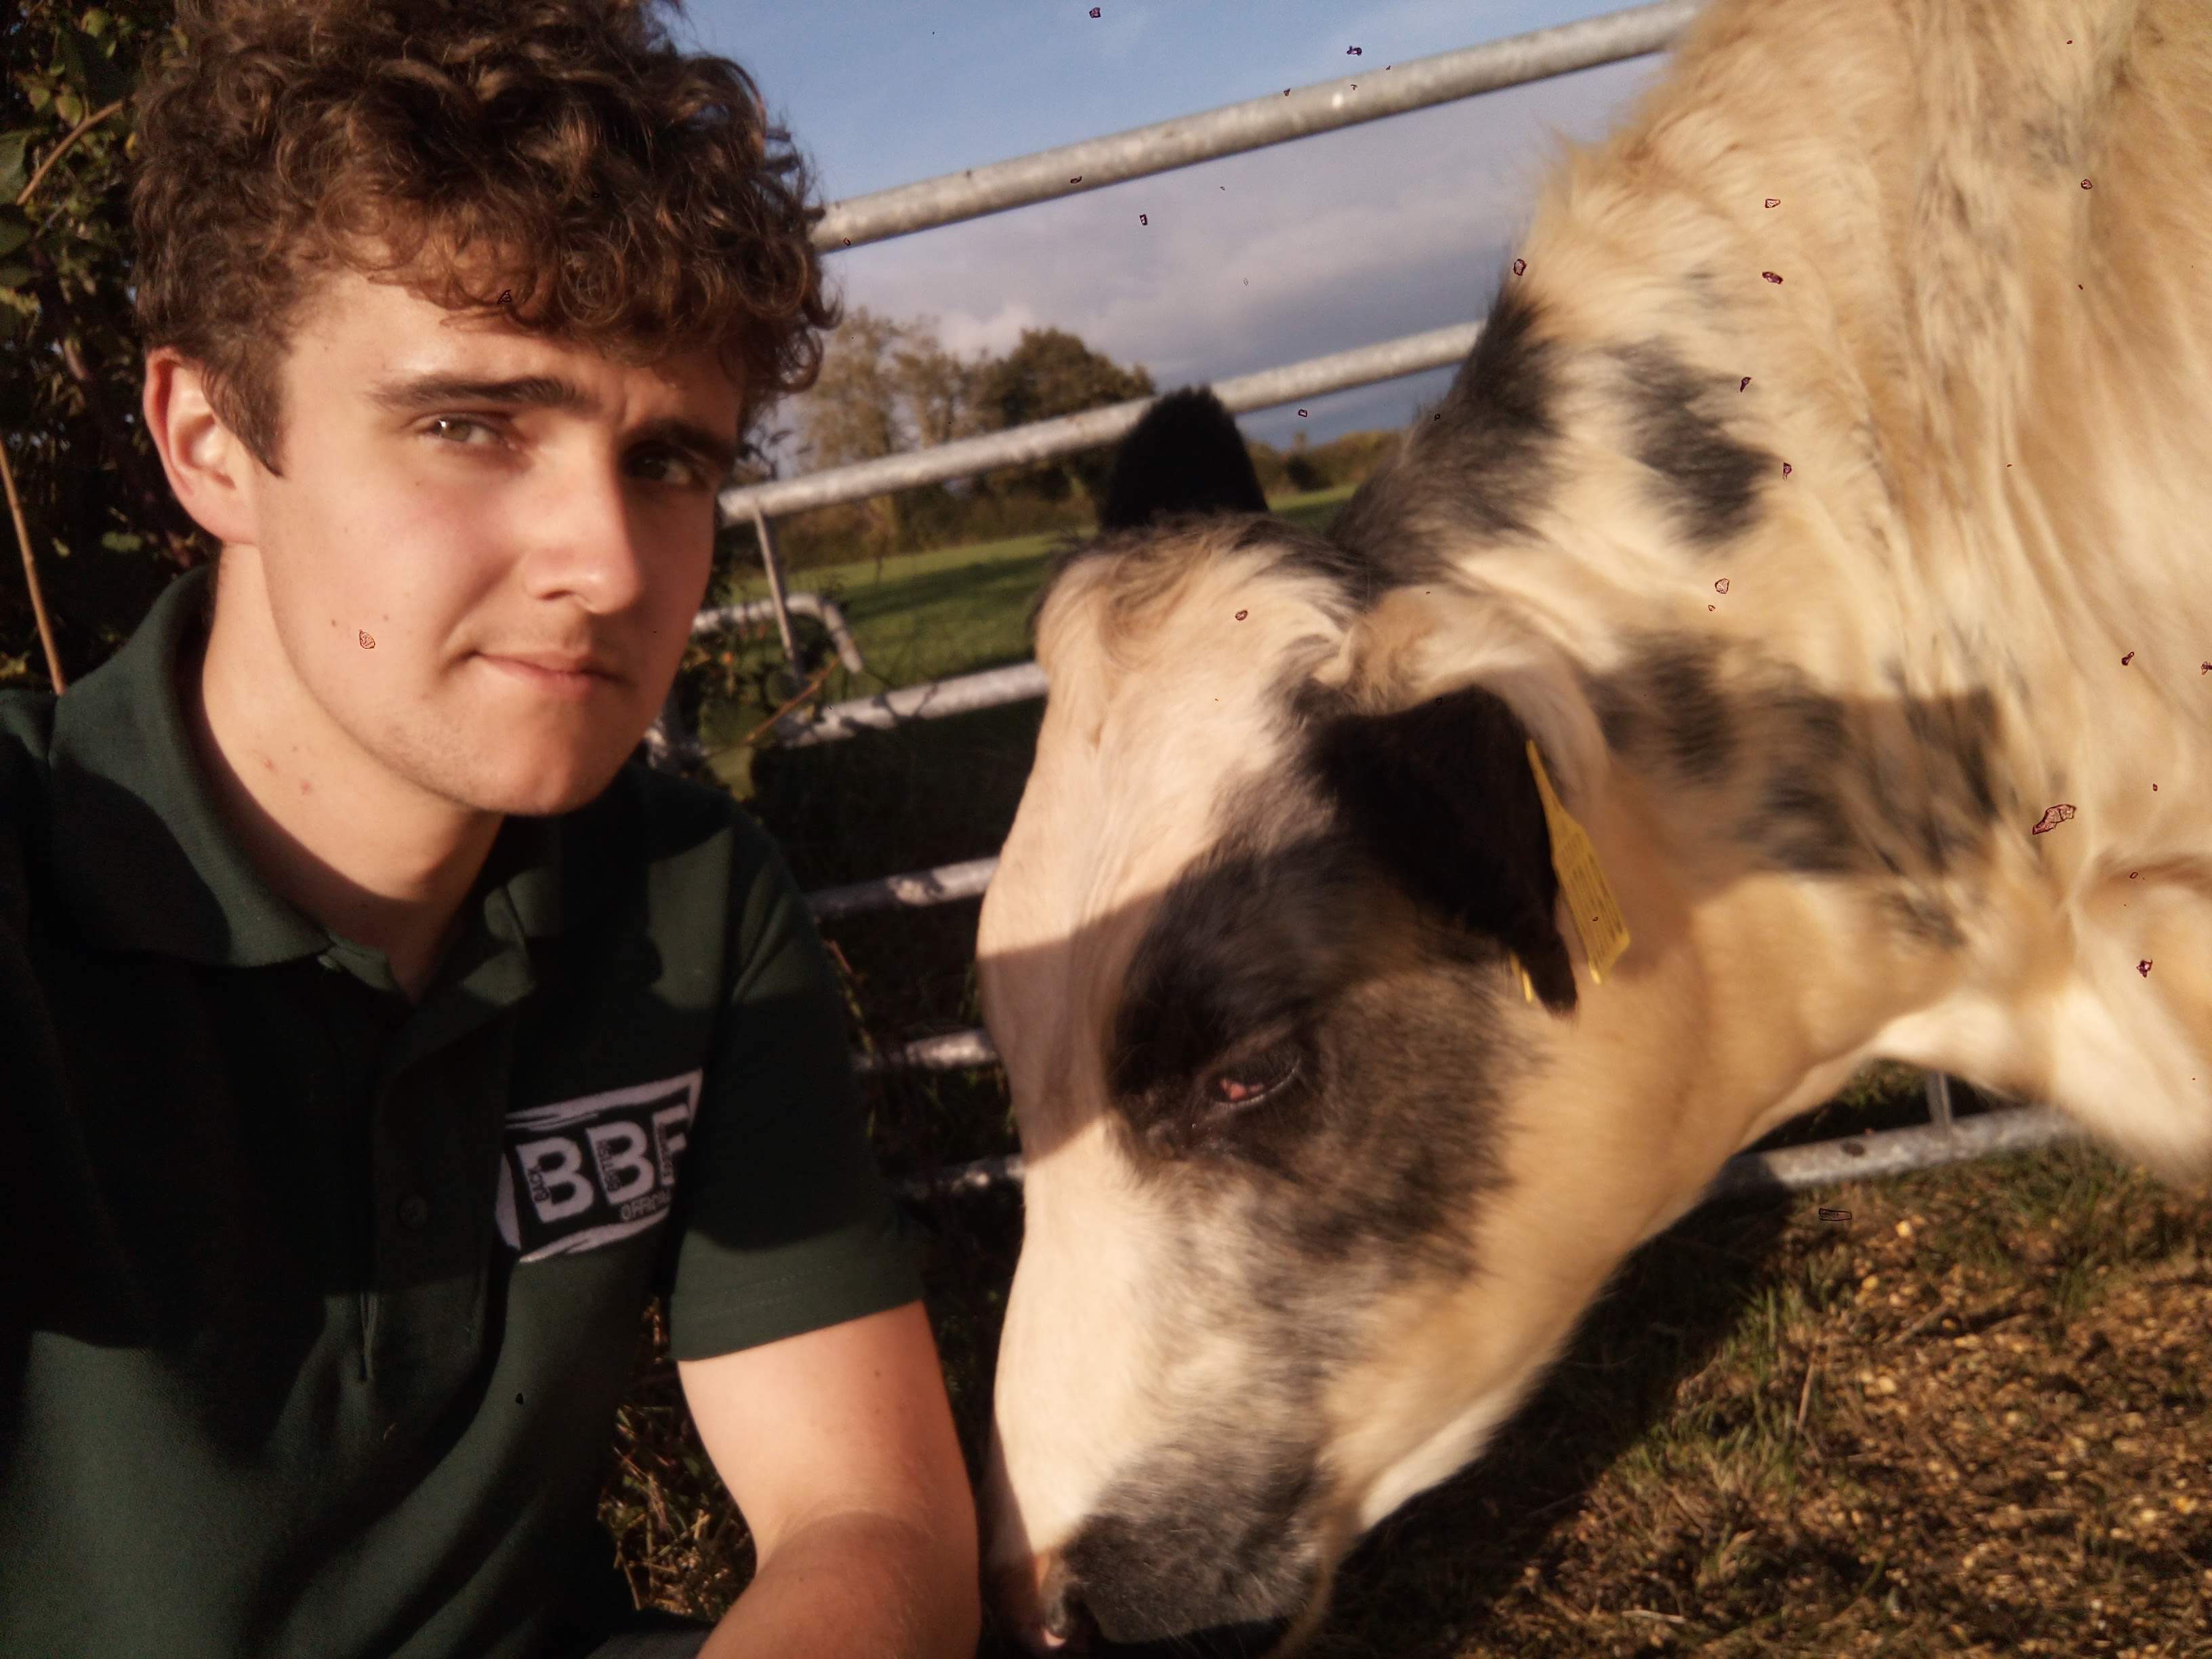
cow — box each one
[972,0,2212,1651]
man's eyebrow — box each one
[363,371,740,476]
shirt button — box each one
[397,1195,430,1229]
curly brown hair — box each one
[127,0,839,478]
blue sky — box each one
[674,1,1673,453]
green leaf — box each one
[75,24,134,109]
[51,536,73,559]
[0,131,31,199]
[81,9,113,39]
[100,530,143,553]
[0,264,31,291]
[0,210,29,259]
[54,25,90,94]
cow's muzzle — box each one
[1000,1547,1301,1656]
[996,1532,1319,1656]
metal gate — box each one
[663,0,2083,1204]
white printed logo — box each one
[495,1071,703,1262]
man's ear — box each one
[1309,682,1579,1015]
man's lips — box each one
[491,649,619,677]
[478,649,626,694]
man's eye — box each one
[420,422,708,487]
[641,449,712,488]
[426,415,498,447]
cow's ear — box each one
[1098,387,1269,531]
[1309,683,1578,1015]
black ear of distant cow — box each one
[1311,685,1580,1015]
[1099,386,1270,531]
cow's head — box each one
[974,495,1741,1653]
[976,335,1994,1650]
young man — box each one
[0,3,979,1656]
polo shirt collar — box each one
[46,564,593,968]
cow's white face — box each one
[976,520,1837,1652]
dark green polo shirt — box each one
[0,565,922,1659]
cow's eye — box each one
[1204,1042,1301,1110]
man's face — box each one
[203,264,739,819]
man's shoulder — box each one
[0,686,57,771]
[0,688,56,935]
[0,687,58,828]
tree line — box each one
[754,306,1397,573]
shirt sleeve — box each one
[662,820,922,1362]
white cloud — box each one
[933,301,1046,360]
[810,54,1658,443]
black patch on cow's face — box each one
[1615,344,1773,550]
[1104,779,1526,1268]
[1582,632,2007,940]
[1326,285,1563,575]
[1098,386,1270,531]
[1586,635,1738,788]
[1891,659,2002,850]
[1744,713,1864,872]
[1059,1431,1325,1643]
[1107,832,1363,1116]
[1309,683,1578,1013]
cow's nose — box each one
[1040,1570,1099,1651]
[995,1547,1094,1654]
[1009,1561,1295,1656]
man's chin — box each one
[462,742,642,819]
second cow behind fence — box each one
[971,0,2212,1651]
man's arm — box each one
[677,1298,981,1659]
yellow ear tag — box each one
[1508,739,1631,995]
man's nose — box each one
[529,471,655,614]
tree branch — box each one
[14,98,128,209]
[0,434,68,691]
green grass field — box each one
[706,483,1359,704]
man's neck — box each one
[183,582,503,1004]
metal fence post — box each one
[1924,1071,1956,1130]
[640,679,699,772]
[750,502,804,690]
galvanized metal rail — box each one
[716,321,1483,527]
[779,662,1048,750]
[693,592,867,676]
[808,856,1000,920]
[815,1,1700,251]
